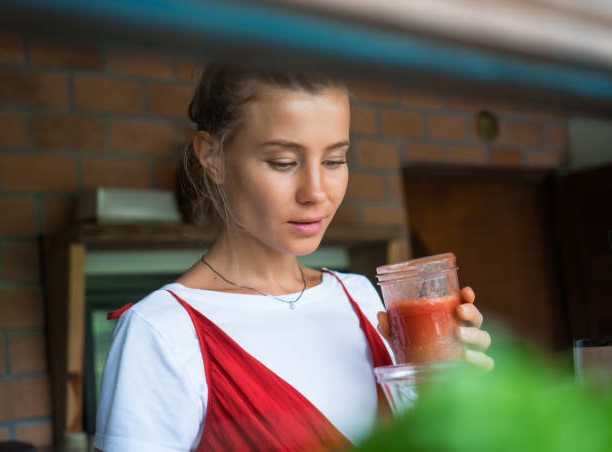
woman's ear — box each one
[192,131,224,184]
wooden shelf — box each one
[67,222,406,249]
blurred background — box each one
[1,0,611,449]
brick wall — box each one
[0,31,199,447]
[340,81,569,226]
[0,30,569,446]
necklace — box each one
[200,257,307,309]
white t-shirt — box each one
[94,270,390,452]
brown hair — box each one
[179,62,347,227]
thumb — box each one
[377,311,391,339]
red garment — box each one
[163,269,392,452]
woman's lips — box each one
[288,219,324,236]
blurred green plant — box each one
[358,343,612,451]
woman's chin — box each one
[290,237,326,257]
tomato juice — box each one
[387,293,463,363]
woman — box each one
[94,63,493,452]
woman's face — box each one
[222,85,350,256]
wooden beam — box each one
[66,243,86,432]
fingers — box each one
[464,349,495,371]
[460,286,475,304]
[376,311,391,339]
[457,326,491,351]
[458,325,495,371]
[456,302,484,328]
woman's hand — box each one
[454,286,494,370]
[377,286,494,370]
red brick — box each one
[41,196,75,235]
[176,59,204,83]
[404,143,444,162]
[346,172,385,200]
[445,96,486,112]
[381,109,423,137]
[107,50,173,78]
[179,123,196,143]
[0,67,68,108]
[351,106,377,134]
[363,205,406,225]
[15,420,53,448]
[147,83,193,117]
[0,287,44,328]
[0,288,44,328]
[530,110,566,121]
[350,82,397,104]
[82,158,151,189]
[0,197,37,236]
[2,241,40,283]
[110,118,176,155]
[0,376,51,421]
[387,174,404,201]
[154,161,179,190]
[503,120,544,147]
[447,146,486,165]
[354,139,399,169]
[428,114,467,140]
[0,111,28,148]
[489,147,524,167]
[333,203,360,224]
[0,31,24,63]
[526,150,561,168]
[0,154,77,191]
[402,90,444,109]
[74,74,142,113]
[8,333,47,374]
[0,335,5,374]
[544,124,568,149]
[32,112,105,151]
[28,38,103,70]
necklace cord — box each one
[200,257,307,308]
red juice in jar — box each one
[386,293,462,363]
[377,253,465,364]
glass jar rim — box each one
[573,336,612,347]
[376,252,456,276]
[374,360,462,382]
[375,252,457,284]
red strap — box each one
[321,269,394,422]
[107,303,133,320]
[166,290,350,452]
[321,269,393,368]
[166,270,393,450]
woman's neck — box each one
[199,229,306,296]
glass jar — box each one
[376,253,464,364]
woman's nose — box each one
[296,166,326,204]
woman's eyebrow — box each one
[328,140,350,150]
[260,140,350,150]
[260,140,304,150]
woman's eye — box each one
[268,161,296,170]
[323,160,348,168]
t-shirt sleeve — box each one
[94,307,204,452]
